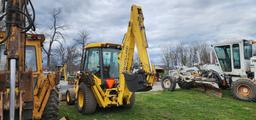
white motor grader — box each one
[162,40,256,102]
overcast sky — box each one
[33,0,256,64]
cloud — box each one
[33,0,256,64]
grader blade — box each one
[193,78,222,97]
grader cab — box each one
[214,40,256,101]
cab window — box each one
[0,45,37,71]
[244,41,252,60]
[232,44,240,69]
[25,46,37,71]
[102,48,120,79]
[0,45,6,71]
[85,48,101,78]
[214,45,231,72]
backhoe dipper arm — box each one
[119,5,155,92]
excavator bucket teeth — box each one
[124,72,152,92]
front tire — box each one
[161,76,176,91]
[66,91,75,105]
[42,89,59,120]
[231,79,256,102]
[76,83,97,114]
[178,80,193,89]
[208,70,228,89]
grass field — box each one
[59,89,256,120]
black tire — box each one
[42,89,59,120]
[123,92,135,109]
[178,80,193,89]
[209,70,228,89]
[231,79,256,102]
[161,76,176,91]
[22,102,33,120]
[66,91,75,105]
[76,83,97,114]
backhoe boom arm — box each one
[119,5,155,92]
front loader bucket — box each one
[124,72,152,92]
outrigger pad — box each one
[124,70,152,92]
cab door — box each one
[231,44,242,75]
[25,40,43,87]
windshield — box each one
[25,46,37,71]
[244,41,252,59]
[215,45,231,72]
[85,48,101,78]
[102,48,120,79]
[0,45,6,71]
[0,45,37,71]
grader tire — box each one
[161,76,176,91]
[123,92,135,109]
[209,70,228,89]
[178,81,193,89]
[76,83,97,114]
[231,79,256,102]
[66,91,75,105]
[42,89,59,120]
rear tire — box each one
[123,92,135,109]
[231,79,256,102]
[161,76,176,91]
[178,80,193,89]
[42,89,59,120]
[66,91,75,105]
[76,83,97,114]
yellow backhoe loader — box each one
[0,32,59,120]
[57,64,67,81]
[0,0,59,119]
[66,4,156,114]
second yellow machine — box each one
[66,4,156,114]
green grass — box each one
[59,89,256,120]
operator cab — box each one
[214,40,253,78]
[82,43,121,89]
[0,34,44,73]
[0,44,38,72]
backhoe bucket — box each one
[124,72,152,92]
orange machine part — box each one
[106,78,115,89]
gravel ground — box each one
[151,81,180,91]
[151,82,163,91]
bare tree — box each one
[53,42,80,74]
[44,8,65,70]
[55,42,66,65]
[162,41,211,70]
[162,47,172,70]
[65,44,80,73]
[74,30,89,69]
[176,43,187,66]
[198,43,210,64]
